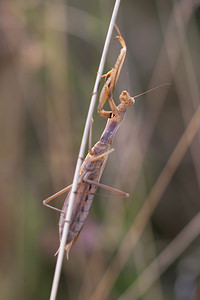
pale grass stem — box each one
[48,1,121,300]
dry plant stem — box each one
[118,208,200,300]
[91,105,200,300]
[49,1,121,300]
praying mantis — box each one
[43,26,166,259]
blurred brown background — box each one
[1,0,200,299]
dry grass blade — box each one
[118,208,200,300]
[48,1,121,300]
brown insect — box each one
[43,26,166,258]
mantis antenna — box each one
[134,83,171,99]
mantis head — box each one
[119,90,135,106]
